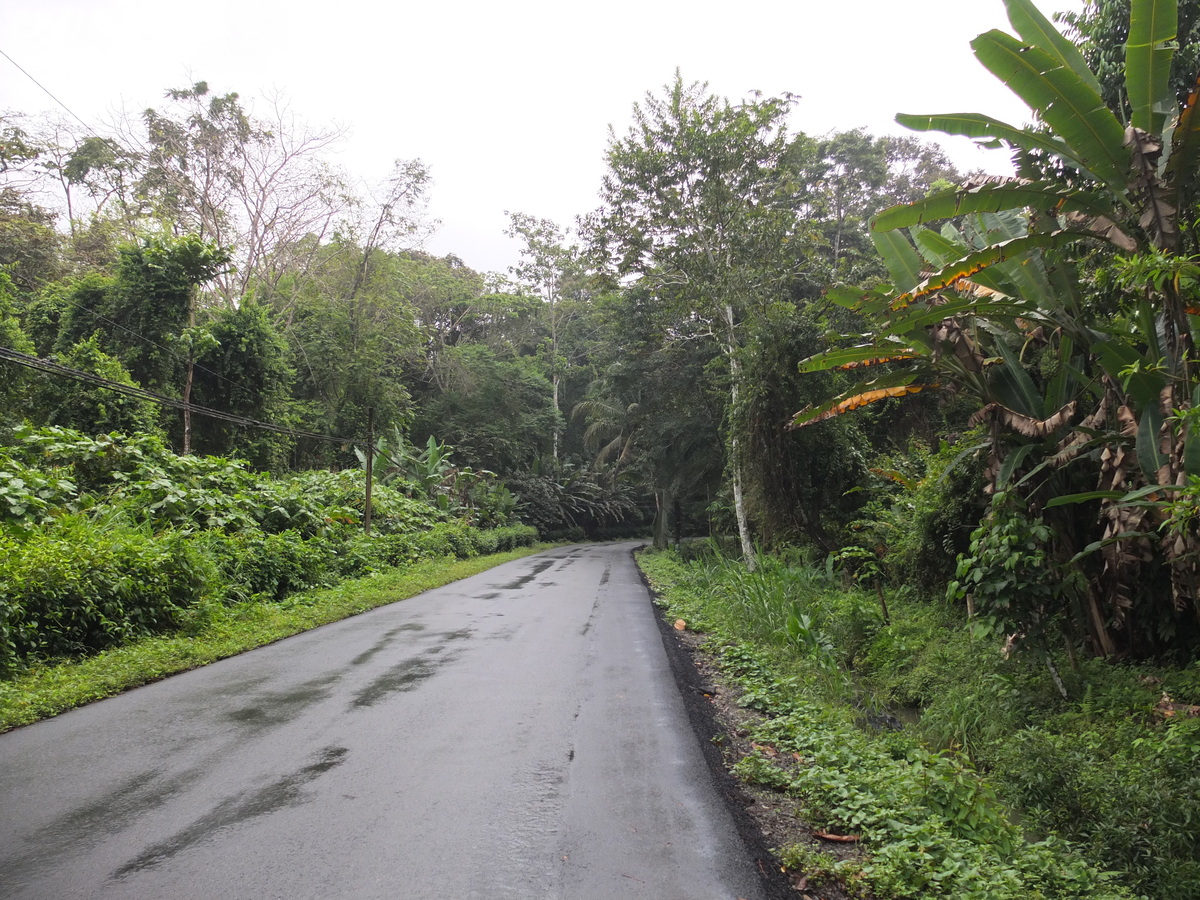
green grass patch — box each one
[637,548,1135,900]
[0,545,548,732]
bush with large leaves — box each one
[794,0,1200,659]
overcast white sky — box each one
[2,0,1083,275]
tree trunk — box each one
[725,303,756,572]
[552,373,560,463]
[653,488,670,550]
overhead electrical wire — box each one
[0,46,97,135]
[0,345,359,446]
[0,47,276,406]
[2,50,367,447]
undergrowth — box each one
[637,547,1198,900]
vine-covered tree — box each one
[586,72,800,567]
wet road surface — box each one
[0,542,766,899]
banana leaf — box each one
[870,229,925,292]
[797,343,921,374]
[972,31,1129,191]
[1126,0,1178,135]
[1167,71,1200,204]
[1003,0,1104,96]
[991,337,1045,417]
[1137,400,1167,481]
[890,232,1080,310]
[790,373,934,429]
[896,112,1091,176]
[872,182,1120,232]
[913,227,966,269]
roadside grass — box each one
[0,545,549,732]
[637,547,1136,900]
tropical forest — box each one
[2,0,1200,896]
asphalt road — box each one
[0,542,767,899]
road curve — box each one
[0,542,766,899]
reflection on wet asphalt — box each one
[109,746,348,880]
[0,541,765,900]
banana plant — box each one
[793,0,1200,655]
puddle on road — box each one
[108,746,349,880]
[351,653,457,708]
[13,764,198,884]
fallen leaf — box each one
[813,830,862,842]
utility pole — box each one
[364,406,374,534]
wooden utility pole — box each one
[364,407,375,534]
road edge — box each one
[632,546,796,900]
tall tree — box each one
[505,212,590,464]
[137,82,350,305]
[586,73,799,568]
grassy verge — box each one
[0,545,548,732]
[637,548,1135,900]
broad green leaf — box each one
[798,343,922,374]
[825,283,886,311]
[872,182,1120,232]
[914,226,1030,302]
[1044,334,1076,417]
[972,31,1129,191]
[896,112,1092,177]
[914,227,969,269]
[991,337,1045,417]
[790,373,932,429]
[899,296,1037,330]
[890,232,1081,310]
[996,442,1041,491]
[1094,338,1167,410]
[1069,530,1159,561]
[1046,490,1130,508]
[1126,0,1178,135]
[1187,385,1200,478]
[870,229,925,292]
[1004,0,1104,96]
[1137,401,1167,480]
[989,241,1060,310]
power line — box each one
[62,292,251,397]
[1,46,257,400]
[0,345,359,446]
[0,47,96,135]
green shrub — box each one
[866,440,988,594]
[0,516,211,674]
[489,524,538,552]
[0,454,79,529]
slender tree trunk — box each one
[653,488,670,550]
[724,303,756,572]
[552,373,560,463]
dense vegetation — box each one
[641,548,1200,900]
[0,424,535,676]
[2,0,1200,895]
